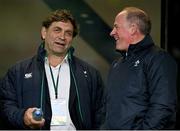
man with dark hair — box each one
[104,7,177,129]
[0,9,105,130]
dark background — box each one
[164,0,180,129]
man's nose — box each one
[59,32,65,40]
[110,29,115,37]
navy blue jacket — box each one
[104,35,177,129]
[0,44,105,130]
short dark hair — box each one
[42,9,79,37]
[123,7,151,35]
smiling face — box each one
[41,20,74,57]
[110,11,132,51]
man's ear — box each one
[41,27,46,40]
[130,23,138,35]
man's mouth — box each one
[114,36,119,41]
[114,39,119,43]
[54,42,65,47]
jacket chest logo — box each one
[134,60,140,67]
[83,70,88,77]
[24,73,32,79]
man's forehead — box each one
[116,11,127,19]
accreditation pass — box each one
[51,99,67,126]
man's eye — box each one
[54,29,60,32]
[114,26,119,29]
[66,32,73,37]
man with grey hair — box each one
[103,7,177,129]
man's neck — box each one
[131,34,145,45]
[48,54,65,67]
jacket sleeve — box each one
[91,70,106,129]
[0,66,26,129]
[142,52,177,129]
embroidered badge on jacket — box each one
[134,60,140,67]
[24,73,32,79]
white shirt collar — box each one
[45,54,69,68]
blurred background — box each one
[0,0,161,81]
[0,0,180,129]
